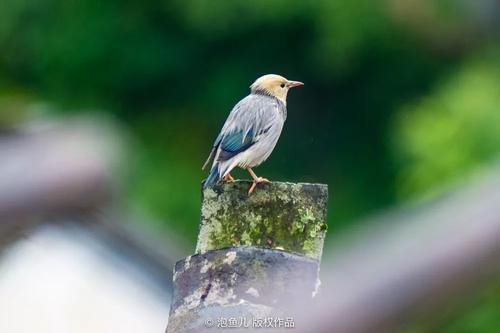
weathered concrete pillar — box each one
[166,180,328,332]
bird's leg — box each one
[247,168,269,194]
[223,173,235,182]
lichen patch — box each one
[223,251,237,265]
[245,287,260,298]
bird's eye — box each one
[280,83,285,88]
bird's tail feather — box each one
[202,147,216,170]
[203,163,220,188]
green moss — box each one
[196,181,328,260]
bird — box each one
[202,74,304,194]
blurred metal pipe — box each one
[299,172,500,332]
[0,119,190,278]
[0,121,116,222]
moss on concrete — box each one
[196,181,328,260]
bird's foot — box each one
[248,177,270,194]
[224,173,235,182]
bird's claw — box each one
[258,177,270,183]
[248,177,270,194]
[224,174,235,182]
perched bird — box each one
[203,74,303,194]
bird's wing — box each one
[204,95,279,167]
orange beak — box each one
[287,80,304,88]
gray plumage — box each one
[203,92,286,186]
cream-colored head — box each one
[250,74,304,103]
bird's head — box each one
[250,74,304,104]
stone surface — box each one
[166,181,329,333]
[170,247,319,314]
[166,246,317,333]
[167,303,280,333]
[196,181,328,260]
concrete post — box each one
[166,180,328,332]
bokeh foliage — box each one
[1,0,498,239]
[394,50,500,201]
[1,1,500,330]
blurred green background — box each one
[1,1,499,331]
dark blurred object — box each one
[0,121,113,219]
[0,119,188,332]
[298,170,500,332]
[389,0,500,53]
[0,120,116,246]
